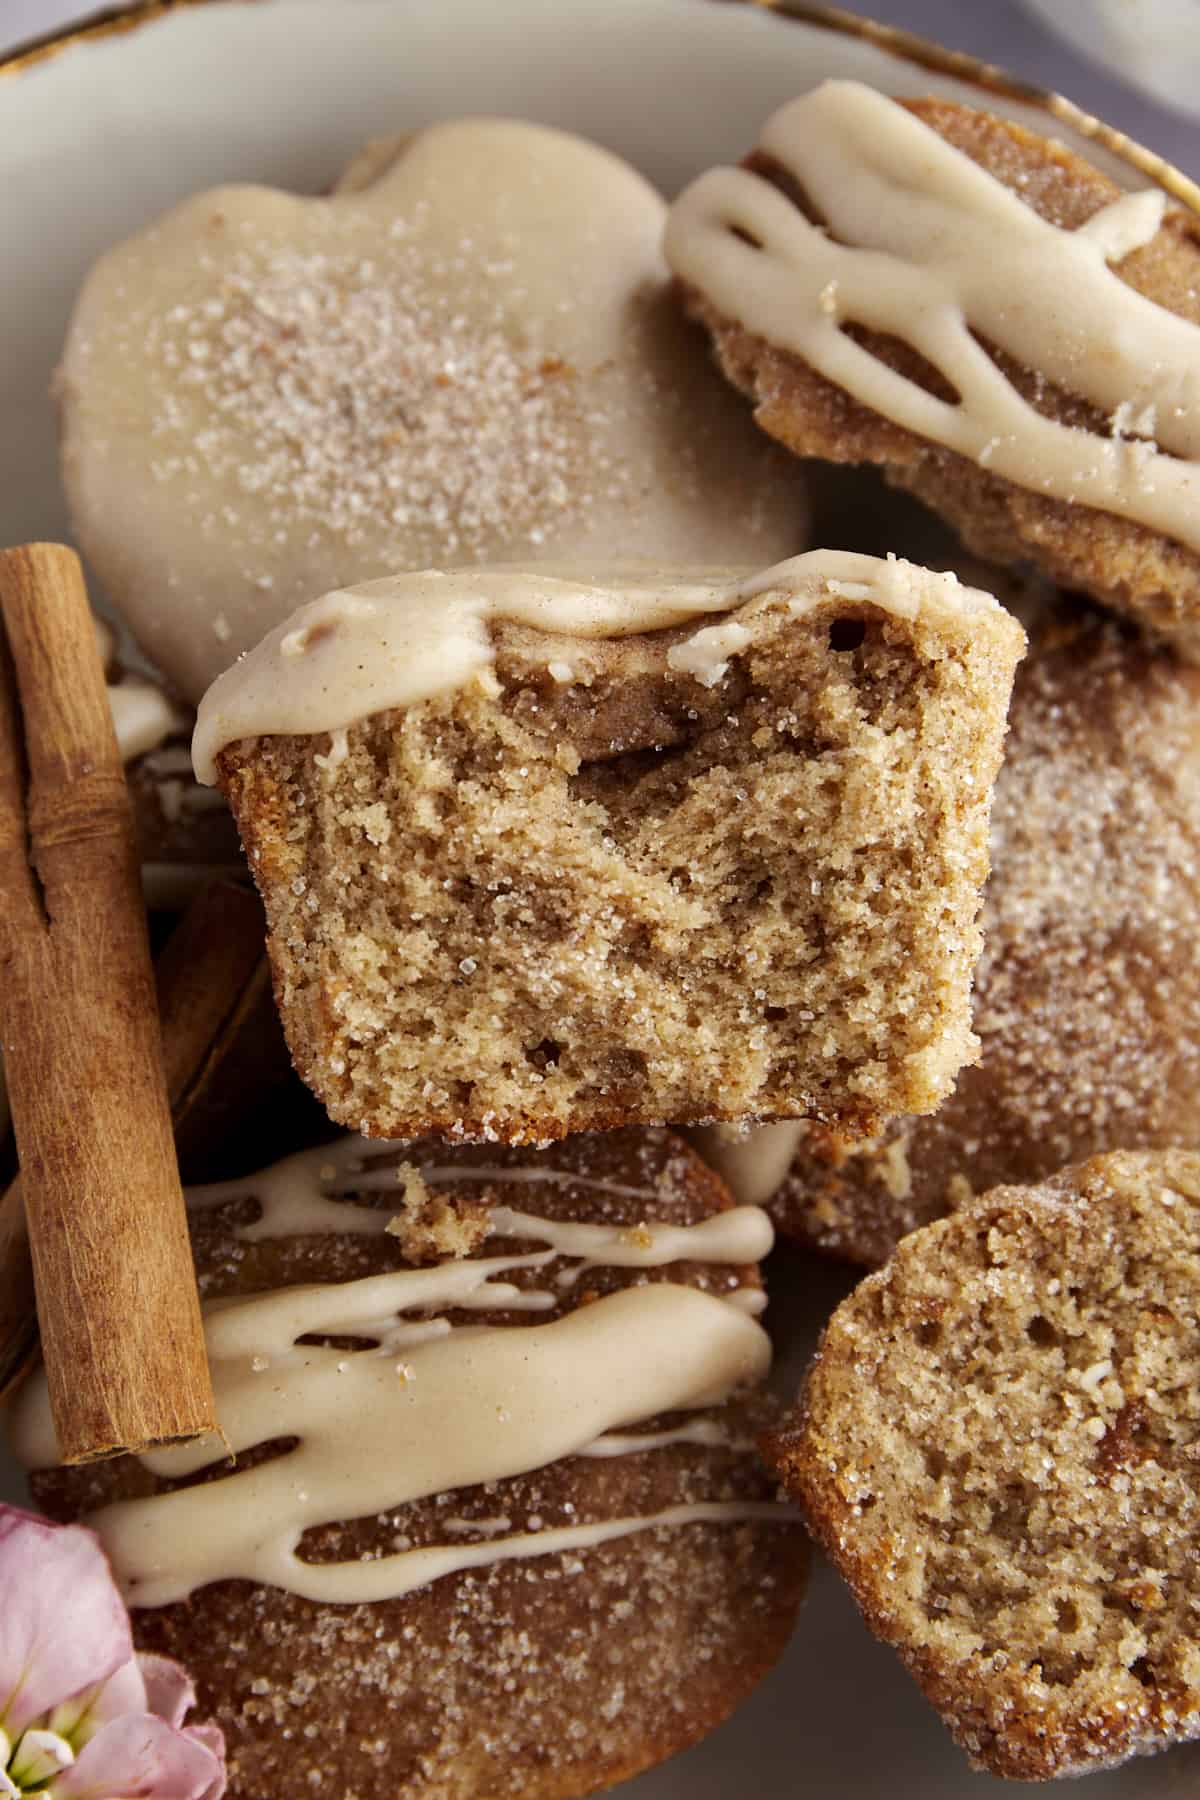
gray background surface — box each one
[4,0,1200,172]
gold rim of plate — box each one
[2,0,1199,216]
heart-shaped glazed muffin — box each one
[57,117,808,703]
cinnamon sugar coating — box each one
[769,1149,1200,1779]
[33,1128,807,1800]
[681,99,1200,658]
[215,576,1020,1145]
[770,592,1200,1264]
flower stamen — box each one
[9,1726,74,1788]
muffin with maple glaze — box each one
[667,80,1200,658]
[59,117,808,703]
[16,1127,807,1800]
[193,552,1024,1145]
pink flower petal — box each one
[50,1713,226,1800]
[136,1655,195,1731]
[182,1726,227,1800]
[51,1657,147,1746]
[0,1506,130,1736]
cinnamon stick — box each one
[0,543,215,1462]
[0,879,273,1405]
[0,1177,33,1403]
[153,880,277,1153]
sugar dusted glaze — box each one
[60,118,808,703]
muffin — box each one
[15,1127,807,1799]
[666,79,1200,658]
[194,553,1024,1144]
[768,1149,1200,1779]
[59,117,808,702]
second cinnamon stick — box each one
[0,879,274,1404]
[0,543,215,1463]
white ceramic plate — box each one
[1,4,1197,1795]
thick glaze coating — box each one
[60,118,807,702]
